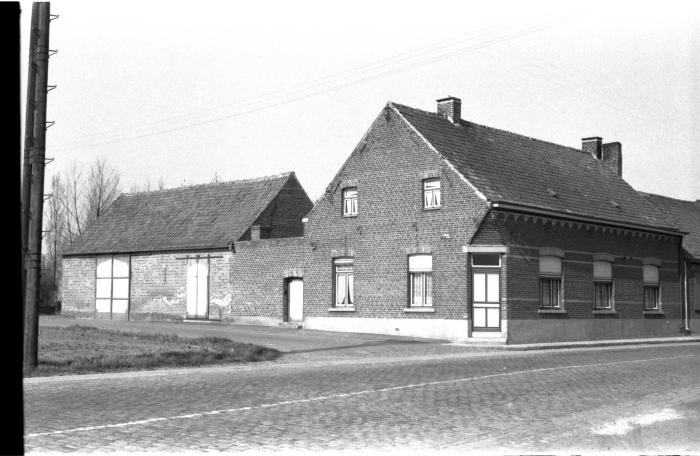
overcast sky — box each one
[20,0,699,202]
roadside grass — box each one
[26,325,281,377]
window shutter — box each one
[643,264,659,285]
[593,261,612,280]
[539,256,561,277]
[409,254,432,272]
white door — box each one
[473,272,501,330]
[186,259,209,318]
[288,279,303,321]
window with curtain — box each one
[593,260,613,309]
[409,254,433,307]
[539,255,562,309]
[643,264,660,310]
[333,258,354,307]
[423,179,441,209]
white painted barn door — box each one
[288,279,303,321]
[186,258,209,319]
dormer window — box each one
[423,179,441,209]
[342,188,358,217]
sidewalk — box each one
[33,315,700,383]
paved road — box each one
[25,343,700,452]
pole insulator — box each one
[45,157,54,164]
[48,49,58,57]
[47,85,57,92]
[50,14,59,21]
[45,121,55,129]
[43,193,53,201]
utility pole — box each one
[21,2,41,310]
[24,2,51,371]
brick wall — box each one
[61,250,234,321]
[238,174,314,241]
[61,257,96,318]
[472,211,685,342]
[228,237,309,322]
[303,105,489,323]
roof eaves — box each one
[491,200,685,236]
[389,102,489,202]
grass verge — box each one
[26,325,281,377]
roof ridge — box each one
[389,101,586,156]
[123,171,293,196]
[641,191,699,205]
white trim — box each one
[404,307,435,313]
[304,317,470,342]
[462,245,508,253]
[390,104,488,202]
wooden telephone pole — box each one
[24,2,51,370]
[21,2,41,311]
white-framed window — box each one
[333,258,354,307]
[643,264,660,311]
[423,179,441,209]
[342,187,358,217]
[593,260,613,309]
[409,254,433,307]
[96,255,130,316]
[539,255,562,309]
[471,252,501,268]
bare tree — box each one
[85,158,121,227]
[59,162,85,244]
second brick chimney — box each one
[582,137,623,177]
[437,96,461,123]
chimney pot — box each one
[437,96,461,123]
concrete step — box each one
[278,322,302,329]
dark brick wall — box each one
[473,211,684,324]
[239,174,313,241]
[303,105,489,320]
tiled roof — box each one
[391,102,679,233]
[64,172,295,255]
[643,193,700,259]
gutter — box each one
[491,201,684,237]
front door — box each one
[472,271,501,331]
[186,258,209,319]
[287,278,304,321]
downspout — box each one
[684,258,690,334]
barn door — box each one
[186,258,209,319]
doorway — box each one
[284,278,303,322]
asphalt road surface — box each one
[24,342,700,452]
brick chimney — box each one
[437,96,461,123]
[602,142,622,177]
[251,225,260,241]
[582,137,622,177]
[582,137,603,159]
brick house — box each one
[644,193,700,335]
[61,172,313,324]
[301,97,690,343]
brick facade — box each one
[302,105,489,339]
[472,211,685,342]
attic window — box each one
[610,200,621,210]
[547,188,558,198]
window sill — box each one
[328,307,356,312]
[342,214,358,218]
[643,310,664,315]
[538,308,566,314]
[423,206,441,211]
[592,309,617,314]
[404,307,435,313]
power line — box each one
[52,16,570,151]
[52,16,532,147]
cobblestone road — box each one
[24,343,700,453]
